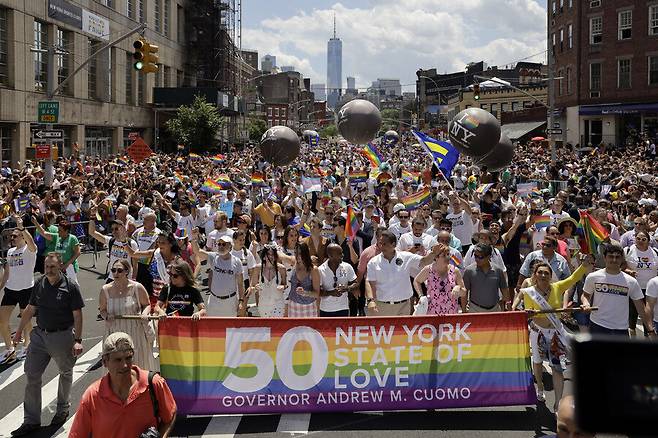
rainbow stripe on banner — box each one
[159,313,534,415]
[401,187,431,210]
[360,143,383,169]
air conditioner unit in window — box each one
[590,91,600,98]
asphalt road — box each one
[0,252,566,438]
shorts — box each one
[529,323,568,372]
[1,287,32,309]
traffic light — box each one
[132,39,159,74]
[473,83,481,100]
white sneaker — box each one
[536,389,546,402]
[0,349,16,364]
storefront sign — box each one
[48,0,109,41]
[160,313,534,415]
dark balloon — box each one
[474,133,515,171]
[448,108,500,158]
[336,99,382,145]
[384,130,399,146]
[259,126,300,166]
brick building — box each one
[550,0,658,146]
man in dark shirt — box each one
[11,252,85,436]
[501,206,529,292]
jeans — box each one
[320,309,350,317]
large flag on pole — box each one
[577,210,609,255]
[412,131,460,177]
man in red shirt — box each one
[69,332,177,438]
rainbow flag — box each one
[533,215,552,230]
[216,174,232,189]
[577,210,609,255]
[450,254,462,267]
[401,187,431,210]
[188,153,201,161]
[360,143,383,169]
[345,205,360,240]
[475,183,494,195]
[210,154,226,164]
[158,313,534,415]
[401,170,419,182]
[201,179,223,194]
[251,171,266,187]
[348,171,369,184]
[174,172,185,184]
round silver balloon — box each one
[336,99,382,144]
[302,130,314,137]
[384,130,398,138]
[474,133,515,171]
[384,130,399,146]
[259,126,300,166]
[448,108,501,158]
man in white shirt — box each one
[387,208,412,239]
[0,216,37,363]
[367,231,441,316]
[397,218,437,257]
[238,190,253,216]
[318,244,358,317]
[446,192,474,254]
[206,212,234,252]
[582,244,656,337]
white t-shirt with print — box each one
[5,244,37,290]
[318,261,356,312]
[103,235,138,279]
[583,269,644,330]
[446,210,474,247]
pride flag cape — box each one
[345,205,360,240]
[360,143,383,169]
[577,210,609,254]
[533,216,551,230]
[401,187,431,210]
[159,313,534,415]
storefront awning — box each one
[579,103,658,115]
[500,120,546,140]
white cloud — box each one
[243,0,547,88]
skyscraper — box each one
[261,54,277,73]
[326,13,342,109]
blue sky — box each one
[242,1,548,91]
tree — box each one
[381,108,400,131]
[320,123,338,138]
[247,117,268,141]
[165,95,224,152]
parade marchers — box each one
[0,133,656,437]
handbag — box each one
[413,295,429,316]
[139,371,161,438]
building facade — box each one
[550,0,658,146]
[311,83,326,101]
[0,0,188,165]
[326,27,342,109]
[261,54,276,73]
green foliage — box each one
[320,124,338,138]
[380,108,400,131]
[247,117,268,141]
[165,95,224,152]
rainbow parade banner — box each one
[159,313,534,415]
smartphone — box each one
[573,334,658,436]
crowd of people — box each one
[0,132,657,436]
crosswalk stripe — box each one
[0,361,24,392]
[193,414,243,438]
[0,341,102,435]
[277,413,311,434]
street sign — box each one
[34,130,64,140]
[126,137,153,163]
[38,101,59,124]
[35,144,51,159]
[547,128,563,135]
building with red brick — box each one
[549,0,658,146]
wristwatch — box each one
[366,298,375,305]
[74,338,82,343]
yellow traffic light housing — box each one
[133,39,159,74]
[473,83,481,101]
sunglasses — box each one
[474,254,487,260]
[333,275,338,289]
[217,242,230,247]
[276,235,284,239]
[110,268,125,274]
[170,272,181,279]
[542,243,554,248]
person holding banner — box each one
[318,244,358,317]
[413,244,467,315]
[155,258,206,319]
[286,242,320,317]
[462,243,510,313]
[249,244,288,317]
[512,255,592,407]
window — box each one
[154,0,162,33]
[480,104,488,110]
[164,0,170,37]
[650,5,658,36]
[56,29,72,95]
[618,58,631,89]
[569,0,572,7]
[138,74,146,104]
[552,1,556,15]
[590,17,602,44]
[501,103,509,113]
[274,108,279,117]
[267,107,272,117]
[34,21,48,91]
[523,101,533,108]
[512,101,520,111]
[88,39,99,99]
[281,108,286,117]
[552,33,556,53]
[558,69,563,95]
[0,124,12,165]
[125,52,134,105]
[138,0,145,24]
[163,65,171,87]
[590,62,601,90]
[177,69,184,87]
[0,8,8,86]
[490,103,498,117]
[590,0,600,7]
[100,0,114,8]
[618,10,632,40]
[650,56,658,85]
[559,0,563,11]
[126,0,135,19]
[566,67,572,94]
[568,24,573,48]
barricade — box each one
[158,312,535,415]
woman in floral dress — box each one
[413,244,467,315]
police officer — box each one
[11,252,85,437]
